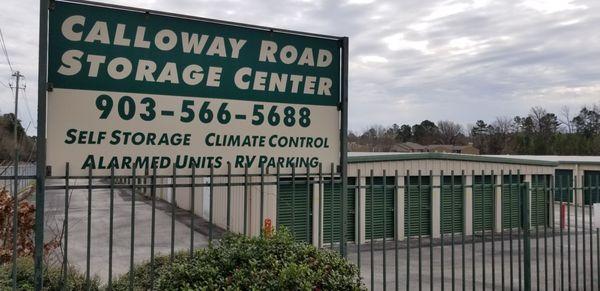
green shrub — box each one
[114,228,365,290]
[0,257,100,290]
[110,251,191,291]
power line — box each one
[21,83,36,129]
[0,28,14,73]
[0,79,10,89]
[8,73,34,130]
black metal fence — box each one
[0,163,36,192]
[2,164,600,290]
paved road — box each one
[347,202,600,290]
[346,230,599,290]
[44,178,210,284]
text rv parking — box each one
[81,155,321,170]
[58,15,335,96]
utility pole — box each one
[10,71,23,175]
[10,70,23,291]
[11,71,23,160]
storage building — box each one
[154,152,600,245]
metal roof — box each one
[348,152,559,166]
[482,155,600,165]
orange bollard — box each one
[264,218,273,238]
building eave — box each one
[348,152,559,167]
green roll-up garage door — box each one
[277,178,312,242]
[555,169,573,203]
[584,171,600,205]
[531,175,549,227]
[441,176,464,234]
[366,176,395,240]
[405,176,431,237]
[502,175,523,229]
[473,175,494,232]
[323,178,356,243]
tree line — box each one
[349,105,600,155]
[0,113,36,163]
[2,105,599,161]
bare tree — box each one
[437,120,463,144]
[492,116,515,134]
[530,106,547,132]
[490,116,515,154]
[358,125,397,151]
[559,105,574,133]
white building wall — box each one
[464,175,473,236]
[494,175,502,232]
[396,176,405,241]
[358,176,366,244]
[209,175,277,237]
[431,175,441,238]
[157,156,600,246]
[348,159,555,241]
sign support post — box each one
[35,0,49,289]
[340,37,349,257]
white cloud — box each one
[520,85,600,111]
[444,36,512,56]
[472,0,493,9]
[408,22,432,33]
[346,0,376,4]
[424,0,493,21]
[424,1,471,20]
[558,19,582,26]
[359,55,389,63]
[446,37,488,55]
[521,0,588,14]
[382,33,433,54]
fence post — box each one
[34,1,50,289]
[522,182,531,291]
[339,36,349,257]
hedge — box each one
[113,228,365,290]
[0,257,100,290]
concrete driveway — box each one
[43,178,211,284]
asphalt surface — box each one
[346,229,599,290]
[346,203,600,290]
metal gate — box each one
[3,166,600,290]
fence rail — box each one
[2,163,600,290]
[0,163,36,192]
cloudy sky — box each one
[0,0,599,135]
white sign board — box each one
[46,1,343,175]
